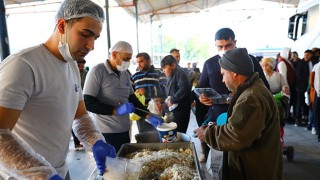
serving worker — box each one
[0,0,116,179]
[83,41,164,153]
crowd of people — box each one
[0,0,318,179]
[268,48,320,138]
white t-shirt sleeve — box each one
[312,63,318,72]
[277,61,287,82]
[315,64,320,95]
[0,56,34,110]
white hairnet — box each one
[110,41,133,53]
[280,47,291,60]
[56,0,105,23]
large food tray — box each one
[89,142,204,180]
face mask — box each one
[218,51,226,57]
[58,42,75,62]
[116,61,130,71]
[58,27,74,62]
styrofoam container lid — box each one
[156,122,177,131]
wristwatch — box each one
[208,122,214,126]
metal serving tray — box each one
[118,142,203,179]
[89,142,204,180]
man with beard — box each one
[195,48,282,180]
[195,27,269,162]
[131,52,167,132]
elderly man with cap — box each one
[0,0,117,179]
[83,41,163,153]
[195,48,283,180]
[196,28,270,163]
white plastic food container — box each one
[156,122,178,142]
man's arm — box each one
[204,96,266,151]
[72,100,116,175]
[0,107,20,130]
[170,69,191,104]
[198,60,210,88]
[73,100,105,149]
[84,95,115,115]
[310,71,315,89]
[0,107,57,179]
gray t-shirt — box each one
[83,61,134,133]
[0,44,82,177]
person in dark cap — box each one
[161,55,192,133]
[195,48,283,180]
[195,27,269,163]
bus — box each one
[288,0,320,56]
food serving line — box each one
[88,121,204,179]
[85,88,230,179]
[89,142,203,179]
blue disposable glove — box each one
[92,140,116,175]
[148,114,164,127]
[116,103,135,115]
[49,175,64,180]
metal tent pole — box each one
[134,0,139,52]
[0,0,10,61]
[105,0,111,52]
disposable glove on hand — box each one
[116,103,135,115]
[92,140,116,175]
[148,114,164,127]
[49,175,64,180]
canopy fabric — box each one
[114,0,299,23]
[5,0,299,23]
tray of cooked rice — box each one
[89,142,203,180]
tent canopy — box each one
[114,0,299,23]
[5,0,299,23]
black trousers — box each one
[172,110,191,133]
[294,90,308,120]
[102,131,130,153]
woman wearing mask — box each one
[83,41,163,152]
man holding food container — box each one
[195,48,282,180]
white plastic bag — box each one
[0,170,16,180]
[206,149,223,180]
[305,91,310,106]
[147,99,161,115]
[104,157,142,180]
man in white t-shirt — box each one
[313,63,320,142]
[0,0,116,179]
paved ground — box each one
[66,112,320,180]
